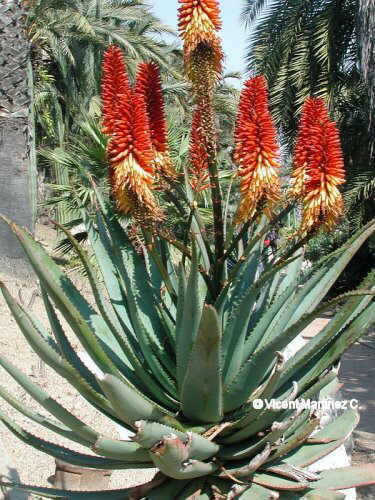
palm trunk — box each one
[359,0,375,156]
[0,0,36,274]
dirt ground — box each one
[0,223,155,496]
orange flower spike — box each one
[291,97,325,198]
[101,45,131,135]
[190,110,210,192]
[101,46,161,220]
[135,62,176,181]
[107,92,159,218]
[292,97,345,232]
[178,0,223,86]
[234,76,281,224]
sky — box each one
[151,0,248,82]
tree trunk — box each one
[0,0,36,276]
[359,0,375,156]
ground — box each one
[0,223,374,498]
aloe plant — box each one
[1,0,375,498]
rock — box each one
[352,431,375,500]
[354,431,375,453]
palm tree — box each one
[0,0,37,273]
[242,0,374,212]
[29,0,177,138]
[28,0,177,228]
[242,0,360,135]
[242,0,374,289]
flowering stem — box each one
[222,221,251,262]
[209,155,225,266]
[182,205,196,268]
[142,230,177,300]
[197,93,225,294]
[227,205,293,283]
[223,172,236,242]
[163,176,214,267]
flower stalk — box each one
[178,0,226,293]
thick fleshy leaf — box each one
[92,437,150,462]
[182,163,211,271]
[287,219,375,326]
[224,288,375,412]
[0,482,134,499]
[150,450,217,480]
[54,221,133,368]
[252,471,309,491]
[174,478,206,499]
[222,254,299,387]
[311,464,375,490]
[236,482,283,498]
[98,374,174,428]
[282,409,359,467]
[276,301,375,399]
[0,218,121,377]
[254,221,375,354]
[175,262,187,344]
[0,283,116,420]
[222,370,335,445]
[273,248,303,301]
[275,273,375,391]
[0,353,98,445]
[86,215,176,409]
[0,410,151,469]
[281,490,345,499]
[41,288,103,394]
[241,282,296,362]
[84,213,134,335]
[0,383,92,447]
[133,421,219,461]
[176,241,205,389]
[181,305,223,423]
[101,214,177,397]
[147,479,192,499]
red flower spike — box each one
[291,97,345,232]
[178,0,223,86]
[189,109,210,192]
[101,45,132,136]
[135,62,176,181]
[101,46,162,220]
[234,76,281,224]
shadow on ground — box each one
[340,330,375,434]
[0,467,28,500]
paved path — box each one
[340,330,375,434]
[302,319,375,434]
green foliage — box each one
[28,0,179,229]
[1,3,374,497]
[242,0,359,135]
[0,209,374,498]
[242,0,375,287]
